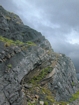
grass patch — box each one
[41,87,55,103]
[27,102,35,105]
[0,36,36,47]
[57,101,69,105]
[29,67,52,84]
[69,91,79,102]
[0,36,24,46]
[44,101,48,105]
[26,41,36,46]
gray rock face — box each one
[48,54,78,101]
[0,5,43,43]
[0,42,53,105]
[0,6,79,105]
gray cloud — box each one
[0,0,18,12]
[0,0,79,72]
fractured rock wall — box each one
[0,6,79,105]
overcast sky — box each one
[0,0,79,72]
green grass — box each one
[0,36,24,46]
[29,67,52,84]
[57,101,69,105]
[27,102,35,105]
[69,91,79,102]
[0,36,36,47]
[44,101,48,105]
[26,41,36,46]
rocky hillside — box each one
[0,6,79,105]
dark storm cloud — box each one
[30,0,79,27]
[0,0,79,72]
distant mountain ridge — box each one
[0,6,79,105]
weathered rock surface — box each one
[0,6,79,105]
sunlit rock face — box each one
[0,6,79,105]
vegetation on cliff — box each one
[0,36,36,47]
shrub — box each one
[7,64,12,68]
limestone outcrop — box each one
[0,6,79,105]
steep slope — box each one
[0,6,79,105]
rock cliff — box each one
[0,6,79,105]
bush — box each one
[7,64,12,68]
